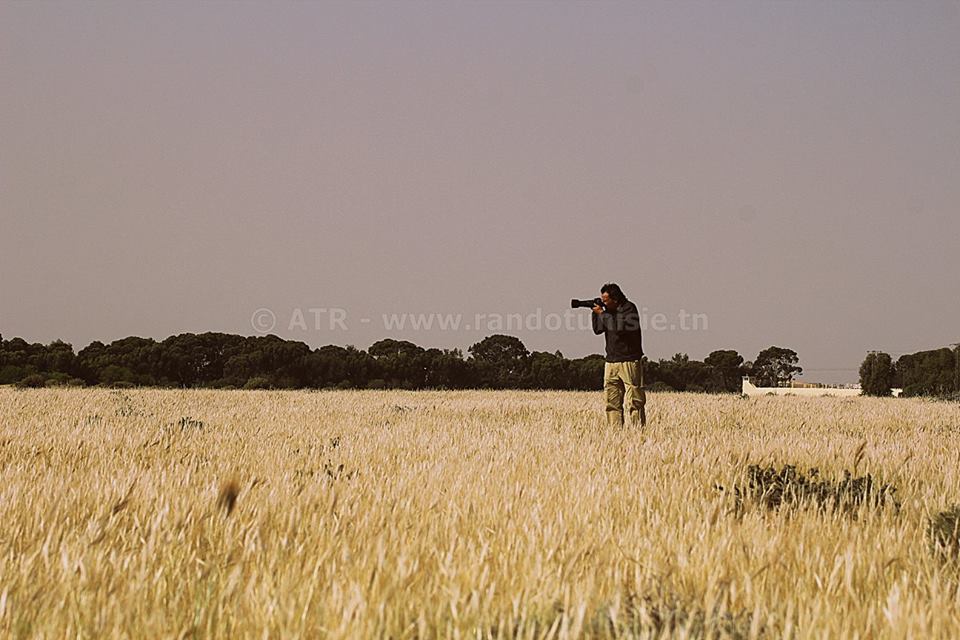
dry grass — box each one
[1,388,959,638]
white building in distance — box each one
[741,377,902,398]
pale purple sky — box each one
[2,1,958,382]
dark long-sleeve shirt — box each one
[592,300,644,362]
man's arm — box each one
[623,301,643,356]
[621,301,641,333]
[592,306,605,335]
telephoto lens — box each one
[571,298,603,309]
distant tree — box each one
[469,334,529,364]
[752,346,802,387]
[468,335,530,388]
[657,353,687,391]
[654,353,712,391]
[567,355,605,390]
[896,348,956,397]
[369,339,428,388]
[422,348,475,389]
[704,349,745,393]
[859,351,894,397]
[43,339,76,375]
[527,351,570,389]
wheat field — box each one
[1,388,960,638]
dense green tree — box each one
[527,351,570,389]
[567,355,605,390]
[859,351,894,397]
[656,353,713,392]
[752,346,802,387]
[369,339,428,388]
[704,350,746,393]
[896,348,957,397]
[423,348,476,389]
[468,335,530,388]
[77,336,162,385]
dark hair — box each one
[600,283,627,304]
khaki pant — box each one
[604,359,647,427]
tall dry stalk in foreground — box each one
[1,387,959,638]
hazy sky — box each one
[2,1,958,382]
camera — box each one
[571,297,603,309]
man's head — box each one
[600,283,626,310]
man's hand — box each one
[592,304,604,315]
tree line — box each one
[8,329,950,398]
[860,347,960,398]
[0,332,807,392]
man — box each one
[592,283,646,427]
